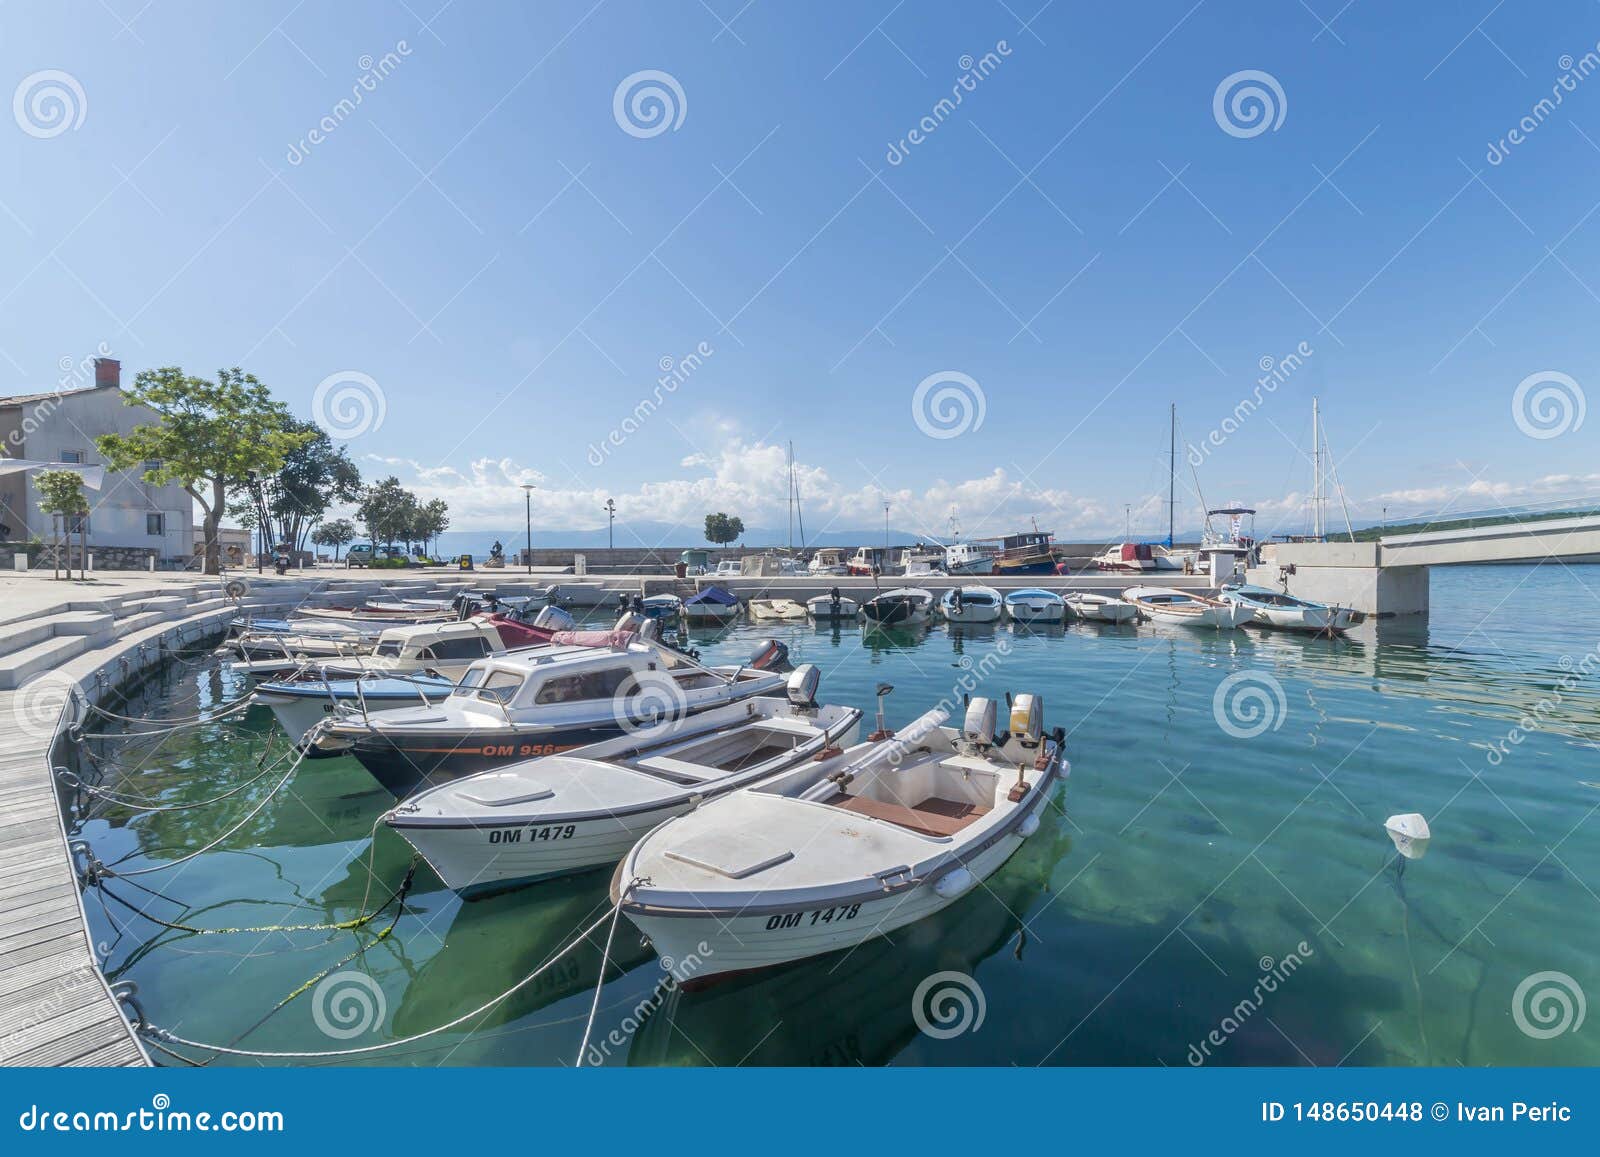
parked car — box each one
[346,544,374,568]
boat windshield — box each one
[374,640,404,658]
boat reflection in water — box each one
[627,801,1072,1066]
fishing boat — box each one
[983,527,1063,576]
[898,543,946,573]
[805,589,860,622]
[938,585,1004,623]
[748,598,807,622]
[1121,586,1252,629]
[846,546,893,576]
[1063,592,1138,624]
[315,633,792,797]
[807,548,849,576]
[681,586,741,625]
[861,587,933,626]
[615,692,1067,987]
[1218,584,1356,633]
[1004,588,1066,624]
[385,667,862,891]
[943,540,997,575]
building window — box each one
[143,459,162,476]
[59,449,85,464]
[147,513,165,536]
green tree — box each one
[96,367,311,574]
[704,512,744,546]
[355,476,417,550]
[412,498,450,557]
[34,470,88,580]
[232,417,362,553]
[311,517,358,561]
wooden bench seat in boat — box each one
[823,792,989,837]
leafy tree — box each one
[35,470,88,580]
[231,417,362,553]
[96,367,311,573]
[311,517,358,560]
[355,476,418,549]
[704,512,744,546]
[412,498,450,557]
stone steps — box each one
[0,635,92,690]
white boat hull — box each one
[405,810,679,891]
[806,595,860,620]
[1007,603,1064,624]
[1144,605,1251,628]
[1065,597,1138,624]
[623,800,1044,984]
[682,606,740,623]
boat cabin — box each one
[847,546,892,574]
[446,645,729,713]
[369,620,504,663]
[808,547,848,573]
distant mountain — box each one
[431,524,932,554]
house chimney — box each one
[94,357,120,388]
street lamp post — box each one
[882,501,890,555]
[605,498,615,551]
[521,484,535,574]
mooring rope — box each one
[139,904,621,1061]
[574,880,636,1067]
[77,692,257,736]
[57,755,286,814]
[94,861,418,938]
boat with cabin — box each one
[807,548,849,576]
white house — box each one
[0,358,195,563]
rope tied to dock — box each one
[575,877,640,1067]
[137,901,624,1061]
[71,691,257,740]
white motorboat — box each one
[861,587,933,626]
[1004,588,1066,624]
[236,619,511,681]
[1092,543,1157,572]
[1063,592,1138,624]
[681,586,742,624]
[938,585,1004,623]
[616,694,1067,986]
[805,590,860,621]
[846,547,892,576]
[712,560,744,579]
[944,540,997,576]
[806,548,849,576]
[316,633,792,797]
[1122,585,1253,629]
[296,603,455,625]
[386,668,862,891]
[748,598,807,622]
[1218,584,1356,633]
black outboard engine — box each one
[747,638,791,673]
[829,585,843,614]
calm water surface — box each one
[78,565,1600,1066]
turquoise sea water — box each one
[76,565,1600,1067]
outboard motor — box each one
[785,663,821,709]
[963,697,998,749]
[829,585,843,614]
[747,638,790,672]
[533,604,577,632]
[1009,693,1043,747]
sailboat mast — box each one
[1312,397,1323,540]
[793,442,806,551]
[1167,402,1176,549]
[786,442,794,552]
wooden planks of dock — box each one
[0,693,148,1066]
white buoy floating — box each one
[1384,813,1431,860]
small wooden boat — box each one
[681,586,742,624]
[616,694,1067,986]
[1218,584,1355,633]
[1122,585,1252,629]
[1004,588,1066,624]
[938,585,1004,623]
[386,670,862,891]
[806,590,860,621]
[861,587,933,626]
[748,598,807,622]
[1063,592,1138,624]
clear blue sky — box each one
[4,1,1598,543]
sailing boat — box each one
[1098,404,1195,572]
